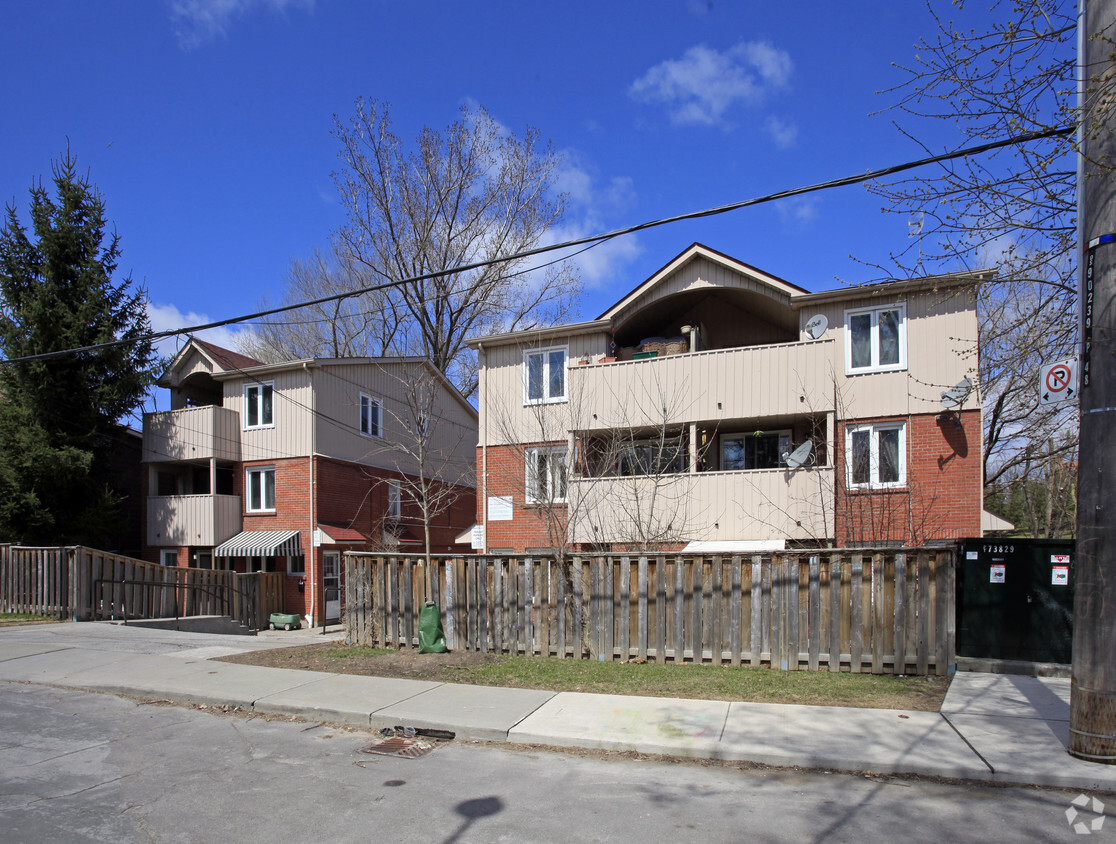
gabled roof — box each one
[192,338,265,372]
[596,243,810,321]
[161,337,264,382]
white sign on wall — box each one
[990,564,1006,584]
[487,495,513,521]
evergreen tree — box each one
[0,150,162,545]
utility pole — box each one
[1070,0,1116,763]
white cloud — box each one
[147,301,252,358]
[776,196,818,225]
[169,0,314,49]
[764,116,798,149]
[629,41,793,127]
[548,154,643,287]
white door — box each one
[324,552,341,621]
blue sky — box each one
[2,1,972,358]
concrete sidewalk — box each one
[0,622,1113,792]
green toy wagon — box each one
[268,612,301,631]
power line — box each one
[2,125,1073,366]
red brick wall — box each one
[143,453,476,621]
[478,443,568,552]
[835,410,982,545]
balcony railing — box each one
[567,466,834,545]
[146,494,241,547]
[569,338,835,429]
[143,405,241,463]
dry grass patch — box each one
[221,643,949,711]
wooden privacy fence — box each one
[0,544,284,630]
[345,548,956,675]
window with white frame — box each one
[360,393,382,437]
[845,304,906,373]
[387,479,402,519]
[526,446,568,503]
[246,466,276,512]
[287,554,306,575]
[523,346,568,404]
[160,550,177,567]
[244,382,274,429]
[846,422,906,489]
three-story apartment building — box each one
[469,243,999,553]
[142,339,478,623]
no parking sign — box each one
[1039,359,1078,405]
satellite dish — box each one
[782,440,814,469]
[804,314,828,340]
[941,377,973,410]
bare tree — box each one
[367,361,476,593]
[333,100,581,398]
[238,245,406,363]
[868,0,1112,522]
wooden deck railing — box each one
[344,548,956,676]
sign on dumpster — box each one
[990,564,1006,584]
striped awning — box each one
[214,530,302,558]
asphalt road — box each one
[0,680,1103,843]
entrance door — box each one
[323,551,341,621]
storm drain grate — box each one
[358,737,444,759]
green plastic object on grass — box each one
[418,600,447,653]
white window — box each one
[523,346,568,404]
[244,382,274,429]
[846,423,906,489]
[160,550,177,567]
[246,466,276,512]
[387,479,402,519]
[720,430,791,471]
[360,393,382,438]
[287,554,306,576]
[845,304,906,373]
[526,446,568,503]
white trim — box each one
[683,539,786,553]
[526,445,569,503]
[160,549,178,567]
[359,393,382,438]
[522,346,569,405]
[245,465,276,512]
[844,303,907,374]
[387,479,402,519]
[845,422,907,489]
[243,381,275,429]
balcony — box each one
[147,494,242,547]
[567,466,834,545]
[143,405,241,463]
[569,339,835,430]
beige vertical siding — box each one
[310,361,477,484]
[567,467,834,544]
[222,368,314,462]
[143,405,241,463]
[146,494,241,546]
[480,333,611,446]
[798,288,979,419]
[610,255,797,330]
[570,339,836,431]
